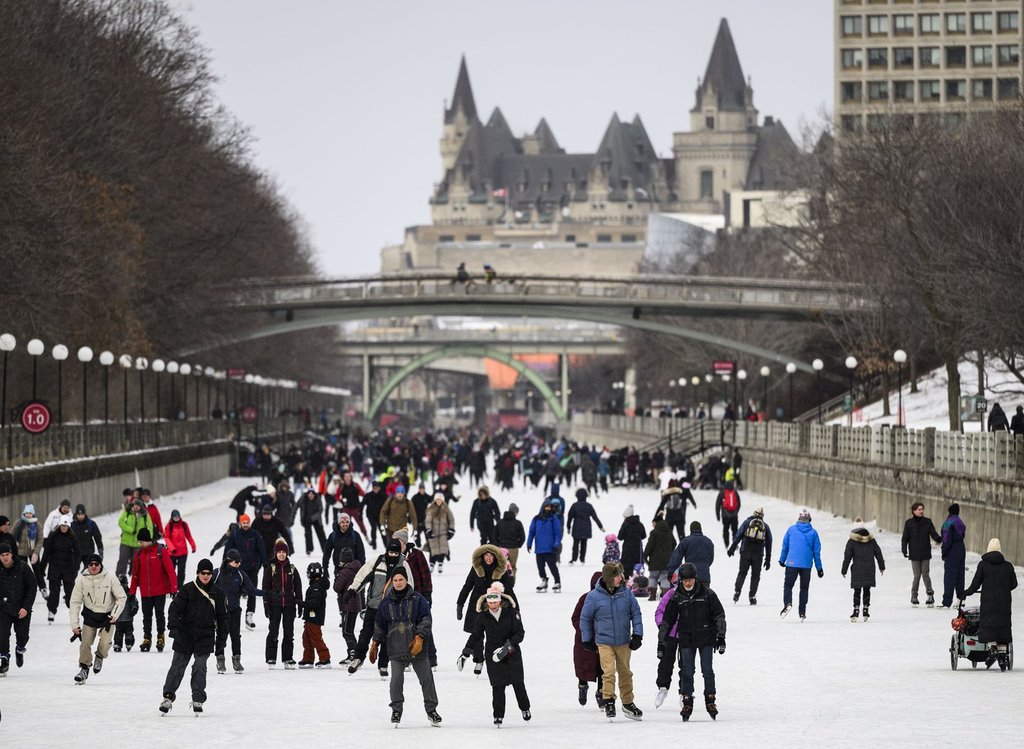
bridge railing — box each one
[571,413,1024,480]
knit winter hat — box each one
[137,528,152,542]
[678,562,698,580]
[682,482,691,489]
[239,514,251,524]
[0,515,9,526]
[386,540,402,555]
[948,503,960,516]
[75,504,86,515]
[389,565,408,581]
[392,529,409,545]
[60,498,71,508]
[58,515,72,527]
[22,503,35,517]
[274,540,289,554]
[798,509,811,522]
[0,542,12,554]
[753,507,764,518]
[622,504,635,518]
[395,485,406,495]
[85,553,102,568]
[605,533,617,543]
[339,547,355,563]
[339,513,351,524]
[987,538,1001,553]
[261,504,273,515]
[196,558,214,573]
[170,510,181,520]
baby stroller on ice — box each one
[949,605,1014,671]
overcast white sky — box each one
[183,0,833,277]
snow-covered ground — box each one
[843,356,1024,431]
[3,475,1022,745]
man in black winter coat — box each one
[900,502,942,606]
[254,505,293,557]
[964,538,1018,648]
[224,515,267,628]
[159,558,229,714]
[71,505,103,569]
[469,487,501,545]
[1011,406,1024,436]
[0,542,37,674]
[727,508,772,605]
[566,489,605,565]
[323,514,367,573]
[987,402,1010,432]
[40,518,80,621]
[668,522,715,585]
[658,563,726,721]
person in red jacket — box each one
[129,528,178,653]
[141,488,164,540]
[164,510,197,588]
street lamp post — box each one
[119,354,132,423]
[704,374,713,418]
[152,359,165,421]
[167,361,179,418]
[77,347,93,426]
[691,376,701,417]
[135,357,148,422]
[785,362,797,421]
[737,369,747,416]
[1,334,16,459]
[845,356,858,427]
[27,338,45,399]
[759,366,771,422]
[180,363,192,419]
[99,351,114,423]
[812,359,824,424]
[894,349,907,427]
[193,364,201,419]
[52,344,69,425]
[205,367,215,417]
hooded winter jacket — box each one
[527,509,562,554]
[571,572,603,682]
[373,585,432,663]
[466,595,524,687]
[117,501,154,548]
[566,497,603,540]
[579,577,643,647]
[493,510,525,550]
[841,527,885,588]
[0,557,37,615]
[617,514,647,572]
[457,544,516,634]
[779,521,823,571]
[164,519,197,558]
[667,529,715,584]
[644,521,677,571]
[964,550,1018,643]
[129,544,178,597]
[71,508,103,559]
[658,579,726,649]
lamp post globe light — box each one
[759,366,770,421]
[737,368,747,416]
[118,354,133,424]
[77,346,93,426]
[204,366,215,417]
[135,357,148,422]
[99,351,114,423]
[893,349,907,427]
[152,359,165,421]
[785,362,797,421]
[52,344,69,425]
[180,363,192,418]
[27,338,45,400]
[811,359,824,424]
[845,356,858,427]
[691,376,701,415]
[192,364,202,419]
[0,334,15,439]
[167,361,179,418]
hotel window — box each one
[973,45,993,66]
[867,15,888,35]
[972,78,993,100]
[920,14,941,34]
[946,13,967,34]
[841,48,864,69]
[893,80,915,101]
[997,77,1019,99]
[841,16,863,36]
[920,80,941,101]
[868,48,888,68]
[997,12,1019,33]
[841,81,864,102]
[893,14,914,35]
[997,44,1020,66]
[868,81,889,101]
[946,46,967,67]
[894,47,914,68]
[945,79,966,100]
[920,47,940,68]
[972,13,993,34]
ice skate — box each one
[190,701,203,716]
[92,655,103,674]
[232,655,244,673]
[779,605,791,619]
[391,709,402,726]
[379,666,389,679]
[245,612,255,631]
[800,615,806,622]
[911,597,919,607]
[605,700,616,721]
[315,660,332,669]
[140,637,151,652]
[578,682,588,705]
[622,702,643,721]
[427,710,443,727]
[156,633,165,652]
[473,660,484,676]
[159,695,174,715]
[749,597,757,605]
[655,687,668,707]
[926,595,935,608]
[216,655,226,674]
[74,666,89,684]
[48,612,55,624]
[536,578,548,593]
[15,648,25,668]
[705,693,718,720]
[299,660,314,669]
[284,659,297,670]
[494,718,502,727]
[851,608,859,623]
[862,605,870,621]
[347,657,363,673]
[552,583,561,593]
[681,694,694,722]
[522,709,531,721]
[0,655,9,676]
[267,659,276,669]
[732,591,740,603]
[113,645,122,653]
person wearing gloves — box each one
[129,527,178,652]
[841,518,885,622]
[211,549,263,674]
[380,484,419,539]
[70,505,104,570]
[579,561,644,721]
[657,562,726,722]
[424,493,456,574]
[0,541,37,675]
[727,507,773,605]
[460,582,531,727]
[262,540,303,669]
[900,502,941,607]
[69,552,127,684]
[527,499,563,593]
[224,514,268,631]
[469,486,501,546]
[164,510,198,588]
[347,539,406,675]
[40,515,80,623]
[116,498,153,577]
[457,544,517,674]
[566,488,604,566]
[298,562,331,669]
[940,503,967,608]
[158,558,229,716]
[963,538,1018,666]
[778,509,823,621]
[372,566,441,727]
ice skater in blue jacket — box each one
[778,509,822,620]
[527,500,563,593]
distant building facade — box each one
[834,0,1024,134]
[381,19,800,276]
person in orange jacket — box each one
[129,528,178,653]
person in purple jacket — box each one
[940,503,967,608]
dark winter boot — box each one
[125,633,135,651]
[926,594,935,608]
[140,637,152,653]
[216,655,226,674]
[680,694,694,722]
[851,608,859,623]
[622,702,643,721]
[74,665,89,684]
[156,633,165,652]
[232,655,244,673]
[862,606,870,621]
[705,693,718,720]
[578,682,588,705]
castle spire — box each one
[445,55,478,124]
[693,18,749,113]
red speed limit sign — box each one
[21,401,52,434]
